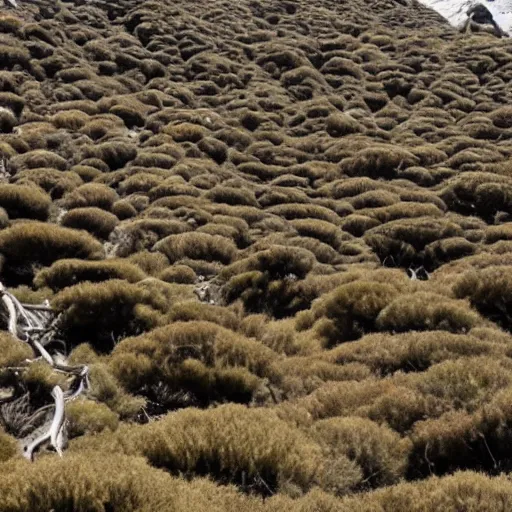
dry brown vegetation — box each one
[1,0,512,508]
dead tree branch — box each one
[0,281,90,461]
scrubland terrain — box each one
[1,0,512,510]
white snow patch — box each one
[419,0,512,33]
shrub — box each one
[128,251,170,276]
[489,106,512,128]
[62,183,119,211]
[0,222,104,284]
[266,204,342,225]
[0,44,30,70]
[289,219,344,249]
[51,109,90,130]
[110,321,278,404]
[365,202,445,224]
[0,428,17,463]
[73,404,323,495]
[0,15,22,34]
[167,302,240,330]
[223,270,297,317]
[154,232,237,264]
[0,184,51,220]
[325,113,362,137]
[148,181,202,200]
[278,379,395,423]
[158,264,196,284]
[349,189,399,209]
[312,416,410,488]
[0,92,24,116]
[376,292,482,334]
[14,169,83,199]
[341,214,381,237]
[82,141,137,170]
[197,137,228,164]
[453,268,512,330]
[348,471,512,511]
[110,219,193,256]
[283,236,341,265]
[52,279,163,351]
[35,258,145,291]
[0,452,231,511]
[79,158,110,172]
[365,217,463,252]
[164,122,206,142]
[424,237,476,269]
[485,224,512,244]
[414,357,512,413]
[131,152,176,170]
[205,186,259,207]
[309,280,401,345]
[61,207,119,240]
[258,187,309,208]
[340,145,419,179]
[253,245,316,280]
[87,363,145,419]
[11,150,67,171]
[440,172,512,221]
[220,246,317,316]
[112,199,137,219]
[0,107,16,133]
[20,360,68,403]
[327,330,500,376]
[110,104,145,128]
[0,332,33,367]
[67,399,119,438]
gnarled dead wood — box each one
[22,386,66,461]
[0,281,90,461]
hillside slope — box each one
[1,0,512,510]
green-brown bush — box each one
[13,169,84,199]
[0,331,33,367]
[72,404,323,495]
[326,330,502,376]
[376,292,483,333]
[0,184,51,220]
[158,264,197,284]
[453,267,512,330]
[81,141,137,170]
[52,279,163,351]
[0,452,250,512]
[312,416,411,488]
[66,399,120,438]
[154,232,237,264]
[11,150,67,171]
[110,321,278,405]
[62,183,119,211]
[339,145,419,179]
[35,258,145,291]
[0,222,104,284]
[307,280,402,345]
[61,207,119,240]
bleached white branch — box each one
[0,281,90,461]
[49,386,65,457]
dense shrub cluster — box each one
[2,0,512,507]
